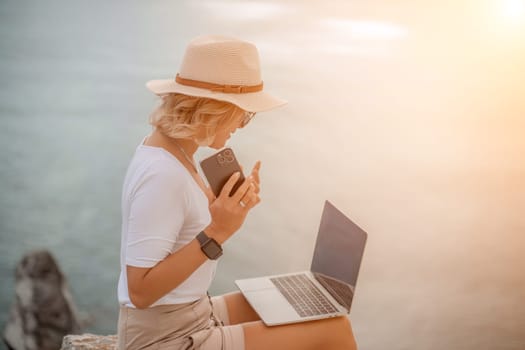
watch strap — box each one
[196,231,223,260]
[197,231,209,245]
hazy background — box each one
[1,0,524,349]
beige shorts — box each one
[117,294,245,350]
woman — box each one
[117,35,357,350]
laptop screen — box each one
[310,201,367,312]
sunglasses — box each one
[240,111,256,127]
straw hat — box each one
[146,35,287,112]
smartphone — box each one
[200,148,245,197]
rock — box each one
[3,250,82,350]
[61,334,117,350]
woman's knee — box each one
[223,292,260,324]
[314,316,356,349]
[334,317,357,349]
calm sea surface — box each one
[1,1,524,349]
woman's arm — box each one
[127,169,260,309]
[126,236,209,309]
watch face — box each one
[203,240,223,260]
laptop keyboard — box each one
[270,274,338,317]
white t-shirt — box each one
[117,140,217,307]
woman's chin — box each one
[208,134,231,149]
[209,141,227,150]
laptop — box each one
[235,200,367,326]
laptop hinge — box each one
[312,272,352,312]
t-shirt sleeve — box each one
[125,162,189,268]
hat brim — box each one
[146,79,287,113]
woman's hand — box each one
[239,160,261,195]
[206,162,261,244]
[249,160,261,195]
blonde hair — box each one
[149,94,245,146]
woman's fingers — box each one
[251,181,260,195]
[236,161,261,207]
[216,161,262,211]
[249,161,261,194]
[218,172,256,209]
[233,174,260,203]
[251,161,261,184]
[207,170,260,242]
[219,172,242,199]
[239,183,260,210]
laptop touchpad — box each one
[242,289,299,325]
[235,277,275,292]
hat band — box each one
[175,74,263,94]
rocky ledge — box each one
[2,250,118,350]
[3,250,82,350]
[61,334,117,350]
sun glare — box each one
[320,18,408,40]
[501,0,525,24]
[197,1,290,21]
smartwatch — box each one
[196,231,223,260]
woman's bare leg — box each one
[223,291,260,324]
[243,317,357,350]
[223,292,357,350]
